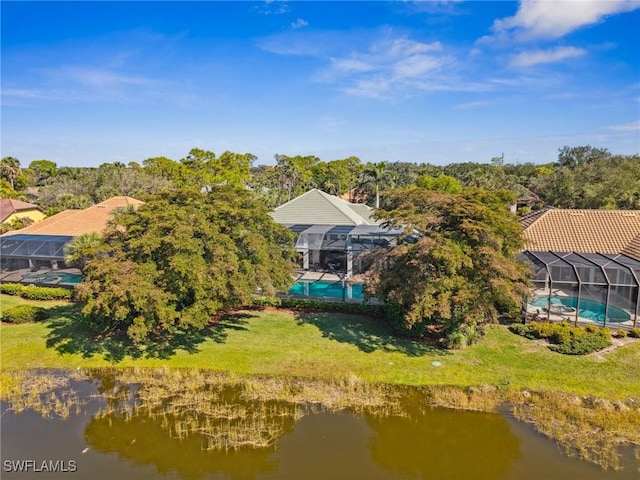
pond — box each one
[1,370,637,480]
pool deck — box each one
[526,290,637,330]
[294,270,344,283]
[0,267,82,287]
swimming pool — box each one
[529,296,630,323]
[288,280,365,300]
[21,272,83,284]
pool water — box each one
[288,281,364,300]
[21,272,83,284]
[529,296,630,323]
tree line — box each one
[2,145,639,217]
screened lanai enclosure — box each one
[0,234,72,270]
[0,234,82,286]
[520,251,640,329]
[286,224,403,277]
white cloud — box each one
[454,100,492,110]
[291,18,308,29]
[2,65,159,105]
[51,66,151,87]
[387,38,443,56]
[510,46,587,67]
[253,0,289,16]
[2,88,50,100]
[607,121,640,132]
[321,37,455,98]
[490,0,640,41]
[332,58,374,73]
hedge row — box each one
[1,305,48,324]
[509,321,611,355]
[252,296,387,317]
[0,282,74,301]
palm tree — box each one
[360,162,388,208]
[0,157,22,189]
[63,232,106,270]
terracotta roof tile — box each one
[622,233,640,260]
[522,209,640,258]
[519,207,553,229]
[1,196,143,237]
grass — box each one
[0,294,70,312]
[2,295,639,400]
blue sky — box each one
[2,1,639,168]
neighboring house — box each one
[521,208,640,258]
[519,208,640,328]
[0,199,45,225]
[0,196,143,273]
[270,189,401,277]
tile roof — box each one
[622,234,640,260]
[1,196,143,237]
[0,198,43,222]
[519,207,552,229]
[521,209,640,259]
[270,189,378,226]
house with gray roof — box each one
[271,189,401,277]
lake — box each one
[1,370,637,479]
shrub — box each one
[20,285,73,301]
[508,323,528,336]
[252,296,282,308]
[251,296,386,317]
[510,321,611,355]
[526,321,557,340]
[613,329,627,338]
[444,331,467,350]
[549,324,577,345]
[628,328,640,339]
[1,305,48,324]
[549,331,611,355]
[0,283,24,296]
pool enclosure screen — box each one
[0,234,73,271]
[520,251,640,328]
[286,224,402,276]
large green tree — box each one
[532,147,640,209]
[77,187,296,344]
[364,187,531,348]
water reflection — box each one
[1,370,637,480]
[366,407,520,479]
[85,413,279,480]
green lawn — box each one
[0,294,71,311]
[1,295,639,399]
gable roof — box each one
[521,209,640,258]
[271,189,378,226]
[1,196,143,237]
[0,199,43,222]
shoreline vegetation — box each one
[1,295,640,470]
[1,368,639,471]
